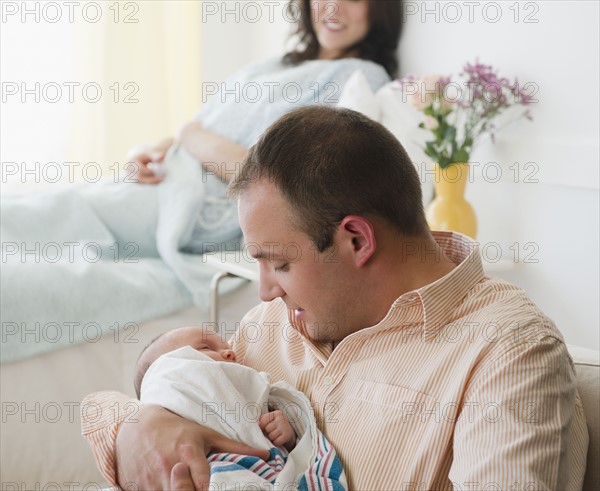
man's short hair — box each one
[229,106,428,251]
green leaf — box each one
[453,148,469,163]
[439,157,451,169]
[443,126,457,142]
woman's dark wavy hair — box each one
[282,0,403,78]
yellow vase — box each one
[426,163,478,238]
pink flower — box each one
[423,115,439,130]
[409,91,430,109]
[421,74,444,92]
[407,74,444,109]
[440,93,456,112]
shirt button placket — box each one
[317,375,336,418]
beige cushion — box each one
[567,344,600,491]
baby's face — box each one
[142,326,237,372]
[171,327,237,363]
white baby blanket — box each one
[141,347,347,490]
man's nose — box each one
[259,265,285,302]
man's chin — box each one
[305,322,341,344]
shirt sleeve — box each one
[80,391,140,489]
[193,57,280,122]
[449,335,589,490]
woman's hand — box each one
[116,404,271,491]
[126,145,167,185]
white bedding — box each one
[1,146,242,363]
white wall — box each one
[199,0,599,348]
[200,1,293,84]
[399,0,599,348]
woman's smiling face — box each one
[311,0,370,60]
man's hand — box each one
[126,145,166,184]
[259,410,296,451]
[116,404,271,490]
[170,463,198,491]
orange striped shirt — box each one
[81,232,588,490]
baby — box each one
[134,326,296,451]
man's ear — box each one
[338,215,376,268]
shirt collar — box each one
[288,309,333,365]
[291,231,485,359]
[416,231,486,341]
[357,231,486,342]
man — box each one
[82,107,588,490]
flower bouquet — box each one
[396,60,534,238]
[399,60,534,168]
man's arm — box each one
[449,336,588,489]
[80,392,270,490]
[80,391,137,488]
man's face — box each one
[238,180,364,343]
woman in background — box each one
[133,0,401,184]
[1,0,405,359]
[128,0,403,253]
[128,0,402,254]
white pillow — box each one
[337,69,381,121]
[338,70,434,205]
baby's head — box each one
[134,326,236,398]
